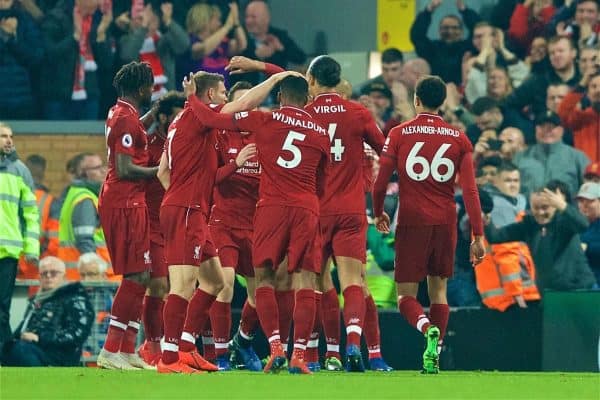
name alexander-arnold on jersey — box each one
[401,125,460,137]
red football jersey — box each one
[145,130,166,234]
[99,99,149,209]
[161,102,222,215]
[374,112,482,233]
[231,106,330,213]
[209,130,260,229]
[305,93,385,215]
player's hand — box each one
[226,56,262,74]
[0,17,17,36]
[182,72,196,97]
[115,11,130,31]
[514,295,527,308]
[235,143,257,167]
[374,212,391,234]
[21,332,39,342]
[470,236,485,265]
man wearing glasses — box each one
[58,153,113,280]
[1,256,94,366]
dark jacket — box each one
[485,205,597,292]
[409,7,480,85]
[14,282,94,366]
[232,25,306,86]
[0,7,44,112]
[39,2,113,102]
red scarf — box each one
[72,11,97,100]
[139,33,167,101]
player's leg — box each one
[426,275,448,372]
[210,266,235,370]
[361,281,393,372]
[97,207,152,370]
[319,259,343,371]
[305,276,322,372]
[177,254,223,371]
[139,242,169,366]
[274,257,294,354]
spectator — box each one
[484,184,597,291]
[57,152,112,280]
[584,161,600,183]
[359,81,394,132]
[578,45,600,77]
[558,71,600,162]
[524,36,551,75]
[182,2,246,89]
[39,0,114,120]
[356,48,404,95]
[18,155,60,281]
[1,256,94,366]
[233,0,306,87]
[514,110,590,197]
[400,57,431,93]
[467,96,533,144]
[410,0,481,85]
[503,36,580,119]
[0,122,39,355]
[475,162,540,312]
[545,82,574,145]
[499,127,527,161]
[576,182,600,284]
[476,155,502,187]
[549,0,600,47]
[466,66,516,106]
[0,0,44,119]
[16,0,57,22]
[120,1,189,100]
[508,0,555,57]
[78,252,108,281]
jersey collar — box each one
[280,105,312,118]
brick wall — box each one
[15,134,106,197]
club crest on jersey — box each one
[234,111,249,120]
[143,250,151,264]
[193,245,201,260]
[122,133,133,148]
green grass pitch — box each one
[0,368,598,399]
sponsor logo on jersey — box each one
[122,133,133,147]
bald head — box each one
[499,127,526,159]
[401,58,431,91]
[245,1,270,36]
[335,79,353,100]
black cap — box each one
[361,82,393,100]
[534,110,561,126]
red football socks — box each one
[210,301,231,357]
[306,291,322,363]
[161,294,188,364]
[429,303,450,347]
[292,289,316,361]
[142,295,164,343]
[342,285,365,347]
[321,288,341,359]
[239,300,259,340]
[275,289,294,348]
[103,279,146,353]
[398,296,430,334]
[201,319,215,361]
[180,289,217,352]
[256,286,281,354]
[364,295,382,359]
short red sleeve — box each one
[112,117,140,156]
[232,110,266,133]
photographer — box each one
[558,68,600,162]
[0,0,43,119]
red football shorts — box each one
[394,224,457,283]
[253,205,321,274]
[320,213,367,264]
[99,206,151,276]
[161,206,217,267]
[149,239,167,278]
[210,223,254,277]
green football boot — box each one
[422,325,440,374]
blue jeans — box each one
[43,98,100,120]
[1,340,49,366]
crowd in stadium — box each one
[0,0,599,374]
